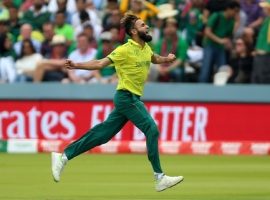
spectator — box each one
[241,0,264,31]
[20,0,51,31]
[54,10,74,46]
[102,9,122,31]
[19,0,34,13]
[2,0,14,9]
[14,23,41,56]
[10,0,23,9]
[156,3,179,20]
[33,34,67,82]
[74,9,101,39]
[48,0,77,14]
[82,23,98,48]
[0,33,16,83]
[0,19,9,36]
[71,0,101,30]
[183,0,204,46]
[233,2,247,39]
[41,22,55,58]
[151,3,179,45]
[91,0,106,10]
[120,0,159,21]
[50,0,73,24]
[95,31,119,84]
[15,39,43,82]
[8,6,20,43]
[0,2,10,22]
[241,0,264,45]
[198,1,240,82]
[63,33,98,83]
[252,0,270,83]
[150,17,164,45]
[154,18,188,82]
[203,0,228,23]
[228,37,253,83]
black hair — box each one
[77,32,88,39]
[76,0,86,3]
[79,10,90,23]
[0,33,9,54]
[83,23,93,30]
[120,14,139,36]
[56,10,66,16]
[19,39,36,58]
[226,1,240,10]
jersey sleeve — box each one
[107,46,126,65]
[207,12,219,29]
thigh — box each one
[104,108,128,128]
[202,46,214,66]
[215,48,226,68]
[121,100,156,134]
[114,90,157,133]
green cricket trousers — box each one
[64,89,163,173]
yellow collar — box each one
[128,39,146,48]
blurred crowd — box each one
[0,0,270,84]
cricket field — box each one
[0,154,269,200]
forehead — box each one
[134,19,145,27]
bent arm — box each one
[204,27,222,44]
[151,54,172,64]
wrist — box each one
[165,57,170,63]
[218,38,224,45]
[74,63,79,69]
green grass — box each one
[0,154,269,200]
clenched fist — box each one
[65,59,76,69]
[166,53,176,63]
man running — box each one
[51,14,184,192]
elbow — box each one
[96,61,105,70]
[152,60,158,64]
[204,28,212,37]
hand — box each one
[65,59,76,70]
[166,53,176,63]
[219,38,231,46]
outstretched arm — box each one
[151,53,176,64]
[65,58,112,70]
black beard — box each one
[138,31,152,42]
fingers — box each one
[65,59,73,69]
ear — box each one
[130,28,137,35]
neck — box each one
[79,48,88,54]
[132,36,145,47]
[223,11,230,19]
[239,52,247,57]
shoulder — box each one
[112,44,127,54]
[68,49,79,58]
[87,48,97,57]
[209,12,219,19]
[120,42,130,49]
[64,24,73,30]
[33,53,43,59]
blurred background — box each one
[1,0,270,85]
[0,1,270,199]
